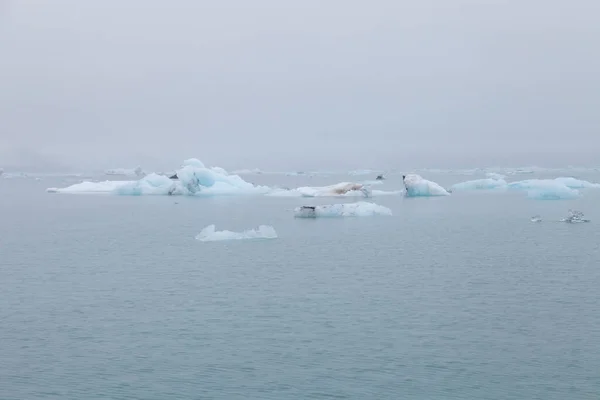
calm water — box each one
[1,173,600,399]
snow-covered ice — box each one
[195,224,278,242]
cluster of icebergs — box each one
[37,157,600,241]
[44,158,600,201]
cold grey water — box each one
[1,170,600,399]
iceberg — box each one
[270,182,372,198]
[451,178,508,191]
[47,180,128,193]
[553,177,600,189]
[448,176,598,199]
[48,158,271,196]
[268,182,402,198]
[294,201,392,218]
[105,166,145,177]
[508,180,580,200]
[181,158,205,168]
[403,174,450,197]
[195,224,278,242]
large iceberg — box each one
[294,201,392,218]
[105,166,145,177]
[451,178,508,191]
[195,224,278,242]
[48,158,271,196]
[403,174,450,197]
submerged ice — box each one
[293,201,392,218]
[195,224,278,242]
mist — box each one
[1,0,599,172]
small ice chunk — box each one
[560,210,590,223]
[195,224,278,242]
[530,215,542,222]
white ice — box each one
[293,201,392,218]
[268,181,400,198]
[47,180,129,193]
[485,172,506,180]
[195,224,278,242]
[403,174,450,197]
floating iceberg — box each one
[553,177,600,189]
[195,224,278,242]
[508,180,580,200]
[294,201,392,218]
[530,215,542,222]
[403,174,450,197]
[105,166,145,177]
[270,182,373,198]
[448,176,599,199]
[48,158,270,196]
[47,180,128,193]
[450,178,508,191]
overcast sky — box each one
[1,0,599,171]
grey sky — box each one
[1,0,599,171]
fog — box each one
[1,0,599,172]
